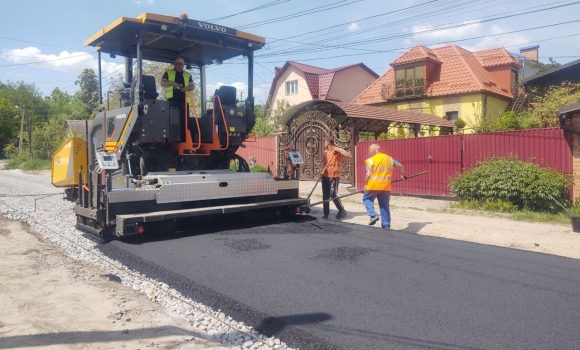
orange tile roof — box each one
[474,48,521,68]
[391,45,441,66]
[353,45,516,105]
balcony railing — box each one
[381,79,428,100]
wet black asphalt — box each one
[99,215,580,350]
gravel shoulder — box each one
[1,166,579,350]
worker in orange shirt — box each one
[364,144,406,229]
[320,135,352,220]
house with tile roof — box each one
[266,61,379,111]
[352,45,522,133]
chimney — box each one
[275,67,281,75]
[519,45,539,61]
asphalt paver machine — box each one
[51,13,309,241]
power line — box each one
[257,1,580,59]
[0,52,96,68]
[257,31,580,64]
[0,36,88,51]
[238,0,363,29]
[206,0,291,22]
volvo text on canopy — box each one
[51,13,309,241]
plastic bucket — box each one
[571,216,580,233]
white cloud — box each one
[134,0,154,5]
[405,22,531,52]
[347,22,360,31]
[411,20,483,41]
[1,47,124,76]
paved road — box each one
[99,215,580,350]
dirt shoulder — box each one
[0,217,234,350]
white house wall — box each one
[272,67,312,109]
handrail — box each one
[211,95,230,151]
[186,92,201,150]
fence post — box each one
[572,117,580,201]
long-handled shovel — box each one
[308,171,429,207]
[306,153,336,200]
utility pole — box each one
[18,104,25,155]
[26,106,32,159]
[240,91,243,102]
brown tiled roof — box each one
[267,61,379,105]
[318,73,335,100]
[353,45,516,105]
[277,100,455,132]
[474,48,521,68]
[391,45,441,66]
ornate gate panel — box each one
[278,110,353,183]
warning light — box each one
[137,226,145,234]
[296,206,301,213]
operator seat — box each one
[141,75,158,100]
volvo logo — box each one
[197,21,227,33]
[115,113,127,119]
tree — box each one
[529,58,561,73]
[252,99,291,137]
[0,80,46,157]
[530,82,580,127]
[75,69,100,116]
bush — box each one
[449,156,572,212]
[250,164,269,172]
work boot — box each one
[335,210,347,220]
[322,214,329,220]
[368,216,379,225]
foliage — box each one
[0,80,48,157]
[75,69,100,116]
[530,83,580,127]
[528,58,561,73]
[250,164,269,172]
[454,119,466,129]
[449,156,572,213]
[252,99,292,137]
[516,111,540,129]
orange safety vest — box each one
[322,146,343,178]
[365,153,394,191]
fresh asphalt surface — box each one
[99,214,580,350]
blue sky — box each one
[1,0,579,104]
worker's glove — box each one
[401,175,407,181]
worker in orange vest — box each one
[320,135,352,220]
[364,143,406,229]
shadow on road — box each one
[0,326,206,349]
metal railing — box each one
[381,79,428,100]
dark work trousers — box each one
[322,177,345,215]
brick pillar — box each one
[572,114,580,200]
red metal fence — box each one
[355,128,573,197]
[238,129,573,198]
[235,136,277,172]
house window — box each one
[395,66,425,97]
[285,80,298,95]
[446,111,459,122]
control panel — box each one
[287,150,304,165]
[95,150,119,170]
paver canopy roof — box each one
[84,13,265,66]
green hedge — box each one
[449,157,572,213]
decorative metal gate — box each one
[278,109,353,183]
